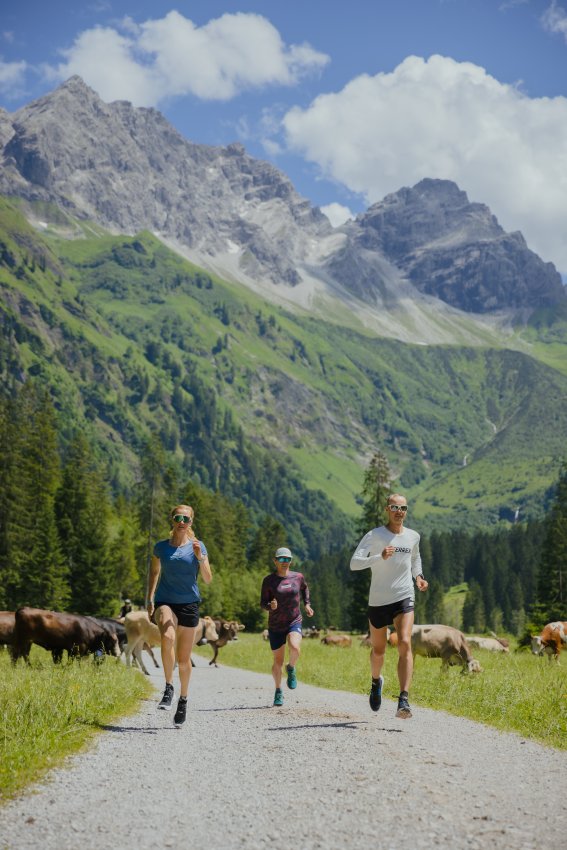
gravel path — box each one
[1,657,565,850]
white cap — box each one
[275,547,292,559]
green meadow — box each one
[0,649,153,802]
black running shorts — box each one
[368,597,414,629]
[155,601,200,628]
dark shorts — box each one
[155,601,200,628]
[268,623,302,651]
[368,597,414,630]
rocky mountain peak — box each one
[0,77,564,321]
[342,178,564,312]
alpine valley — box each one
[1,77,566,547]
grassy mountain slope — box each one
[1,196,566,532]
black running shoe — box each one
[174,697,187,727]
[369,675,384,712]
[158,683,174,710]
[396,694,412,719]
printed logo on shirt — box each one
[395,547,411,554]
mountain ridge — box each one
[1,195,566,532]
[0,76,564,347]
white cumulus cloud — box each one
[541,1,567,41]
[320,202,354,227]
[282,55,567,272]
[0,58,27,94]
[48,11,329,106]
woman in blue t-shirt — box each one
[147,504,212,726]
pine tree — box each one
[424,578,445,623]
[137,434,177,601]
[109,498,144,604]
[349,451,391,631]
[247,515,287,571]
[56,434,114,615]
[537,461,567,620]
[0,384,67,609]
[462,580,485,633]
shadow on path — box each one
[95,724,176,734]
[267,720,368,731]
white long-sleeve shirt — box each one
[350,525,423,606]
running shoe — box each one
[369,675,384,712]
[174,697,187,727]
[286,664,297,689]
[396,694,412,719]
[273,688,284,706]
[158,682,174,710]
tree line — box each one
[1,385,564,634]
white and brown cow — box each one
[464,635,509,653]
[207,619,245,667]
[534,621,567,662]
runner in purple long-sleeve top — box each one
[260,547,314,706]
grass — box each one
[0,647,154,802]
[194,632,567,750]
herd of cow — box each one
[0,607,245,670]
[268,621,567,673]
[1,608,565,673]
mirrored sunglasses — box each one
[173,514,192,524]
[276,556,292,563]
[388,505,408,512]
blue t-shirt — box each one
[153,538,208,605]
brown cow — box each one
[411,624,482,673]
[12,607,120,663]
[0,611,15,649]
[207,619,245,667]
[321,633,352,647]
[535,621,567,661]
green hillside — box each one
[1,195,566,534]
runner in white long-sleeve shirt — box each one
[350,493,428,719]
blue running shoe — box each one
[396,693,412,719]
[286,664,297,689]
[273,688,284,706]
[369,676,383,712]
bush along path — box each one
[0,657,565,850]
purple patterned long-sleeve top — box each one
[260,571,310,631]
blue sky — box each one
[1,0,567,272]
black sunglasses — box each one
[276,556,292,563]
[388,505,408,512]
[173,514,192,524]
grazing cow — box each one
[530,635,544,656]
[91,617,128,655]
[125,612,219,674]
[12,607,120,663]
[464,636,510,653]
[321,634,352,647]
[0,611,15,650]
[207,619,245,667]
[536,621,567,661]
[411,624,482,673]
[124,611,162,674]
